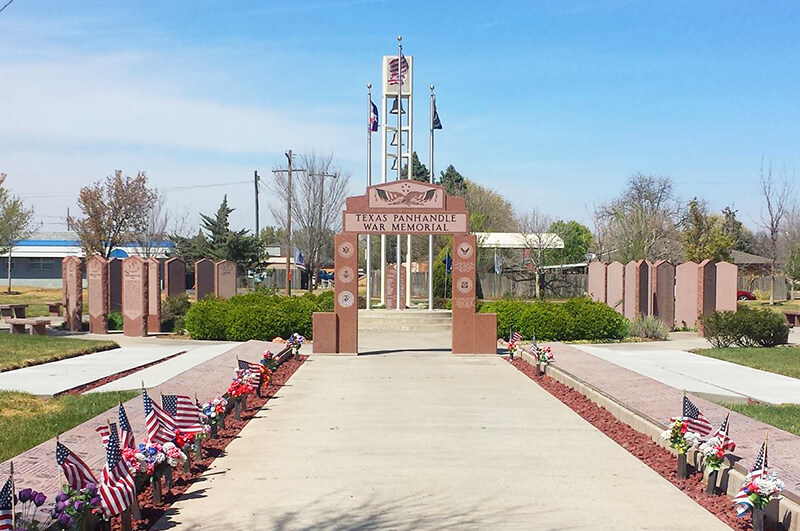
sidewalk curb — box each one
[517,350,800,531]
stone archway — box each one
[312,181,497,355]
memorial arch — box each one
[312,181,497,355]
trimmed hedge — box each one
[479,297,627,341]
[185,291,330,341]
[700,307,789,348]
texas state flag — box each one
[370,101,379,132]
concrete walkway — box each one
[0,338,236,396]
[572,331,800,404]
[154,351,728,530]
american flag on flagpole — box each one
[142,387,176,444]
[98,427,136,517]
[162,394,204,435]
[387,55,408,86]
[711,412,736,452]
[733,439,768,517]
[118,403,135,450]
[56,441,98,491]
[682,396,712,436]
[95,423,118,448]
[510,331,522,343]
[0,477,12,531]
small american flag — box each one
[142,387,175,444]
[56,441,98,491]
[162,394,204,435]
[387,55,408,86]
[0,477,12,531]
[95,423,118,448]
[510,331,522,343]
[682,396,712,436]
[238,359,263,388]
[712,412,736,452]
[99,427,136,517]
[119,403,135,450]
[733,439,768,517]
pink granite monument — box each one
[624,260,650,320]
[62,256,83,332]
[587,261,607,303]
[122,256,148,336]
[195,258,214,300]
[651,260,675,329]
[715,261,738,312]
[606,261,625,314]
[147,257,161,333]
[164,257,186,298]
[108,257,123,313]
[698,259,716,326]
[214,260,237,299]
[675,261,699,329]
[385,264,406,310]
[87,256,109,334]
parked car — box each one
[737,290,756,301]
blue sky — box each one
[1,0,798,234]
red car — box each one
[737,290,756,301]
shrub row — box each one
[700,307,789,348]
[185,291,332,341]
[479,297,627,341]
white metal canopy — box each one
[472,232,564,249]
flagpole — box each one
[10,461,15,531]
[395,35,402,311]
[366,83,372,310]
[428,86,435,311]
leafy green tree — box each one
[259,226,285,246]
[721,206,755,253]
[403,152,429,183]
[786,242,800,301]
[683,198,734,262]
[438,165,467,197]
[548,220,594,264]
[0,174,38,293]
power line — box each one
[19,179,252,199]
[0,0,16,14]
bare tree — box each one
[594,174,683,263]
[71,170,158,258]
[0,174,39,293]
[758,161,793,304]
[518,208,556,299]
[135,193,170,258]
[269,153,350,291]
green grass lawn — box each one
[0,335,119,372]
[692,346,800,379]
[0,390,138,462]
[738,299,800,315]
[722,403,800,437]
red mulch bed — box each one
[110,355,307,531]
[509,357,775,531]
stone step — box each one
[357,309,454,332]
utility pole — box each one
[272,151,305,296]
[254,170,260,236]
[309,170,337,291]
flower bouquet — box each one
[698,436,729,472]
[122,442,186,503]
[660,418,702,455]
[530,344,554,364]
[287,333,305,357]
[200,396,228,435]
[11,486,49,530]
[227,369,257,419]
[261,350,278,374]
[739,472,784,511]
[50,484,103,531]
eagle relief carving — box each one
[369,181,444,209]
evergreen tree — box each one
[683,198,734,262]
[548,220,594,264]
[438,165,467,197]
[402,152,430,183]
